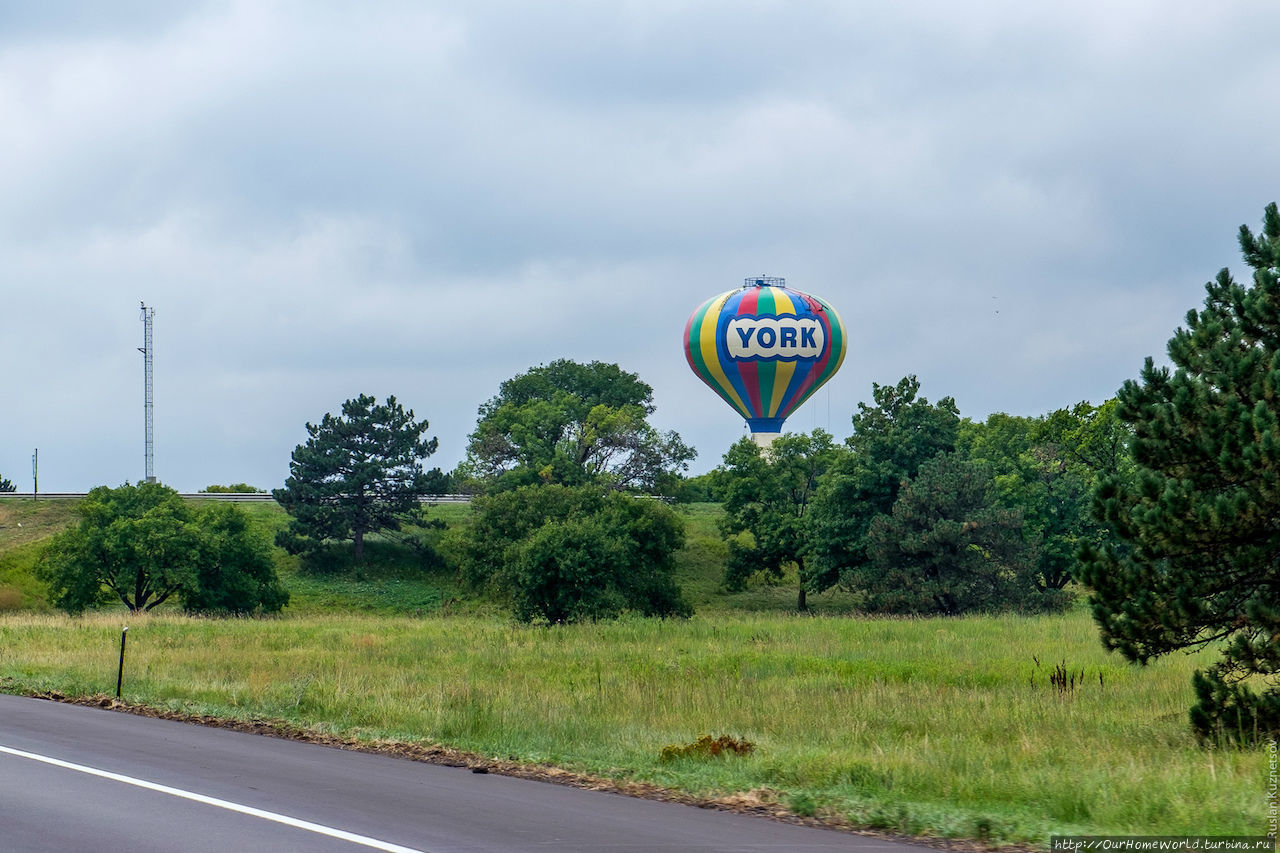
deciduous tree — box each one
[183,502,289,615]
[714,430,840,610]
[460,360,694,494]
[38,483,287,615]
[960,403,1129,592]
[460,484,690,623]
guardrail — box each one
[0,493,87,500]
[184,492,276,502]
[0,492,671,504]
[0,493,477,503]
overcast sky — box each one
[4,1,1280,492]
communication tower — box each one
[139,303,156,483]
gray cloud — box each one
[3,1,1279,490]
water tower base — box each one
[750,431,781,450]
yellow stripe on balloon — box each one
[768,360,796,417]
[699,290,750,417]
[763,288,797,418]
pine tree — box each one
[864,453,1041,615]
[1079,204,1280,745]
[274,394,440,562]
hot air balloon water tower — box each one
[684,276,846,448]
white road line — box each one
[0,743,429,853]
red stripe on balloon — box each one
[807,293,832,377]
[738,359,762,419]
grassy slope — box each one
[0,497,1262,845]
[0,498,79,611]
[231,501,481,617]
[0,497,482,618]
[0,497,856,616]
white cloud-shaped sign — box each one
[726,317,825,360]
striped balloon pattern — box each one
[684,278,846,435]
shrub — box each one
[659,734,755,762]
[462,484,691,623]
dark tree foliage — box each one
[807,376,960,594]
[420,467,452,495]
[460,484,690,623]
[714,430,840,610]
[671,471,717,504]
[274,394,440,563]
[40,483,199,612]
[960,402,1130,591]
[1079,204,1280,745]
[1032,401,1133,589]
[1017,446,1093,591]
[0,475,15,492]
[183,502,289,615]
[1039,399,1133,481]
[865,454,1046,615]
[460,360,694,494]
[38,483,286,615]
[508,518,629,624]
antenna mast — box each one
[139,302,156,483]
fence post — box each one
[116,627,129,698]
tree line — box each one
[713,379,1129,616]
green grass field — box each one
[0,496,1267,845]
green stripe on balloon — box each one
[755,287,778,414]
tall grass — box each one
[0,610,1263,844]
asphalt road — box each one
[0,694,926,852]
